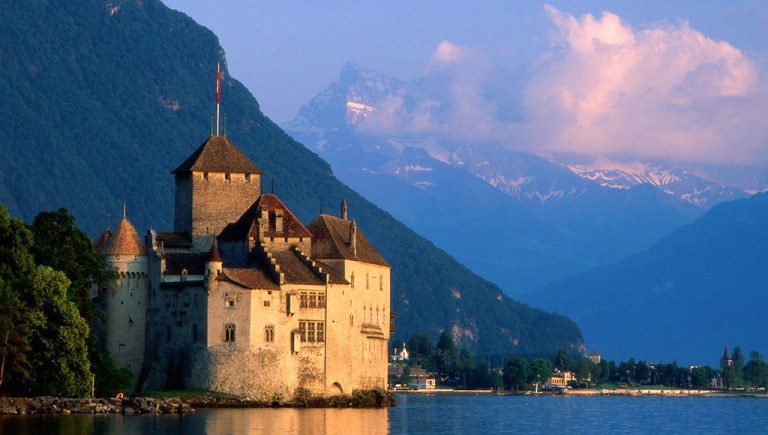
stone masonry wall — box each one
[191,171,260,238]
[207,346,291,401]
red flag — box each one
[216,63,221,104]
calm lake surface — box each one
[2,393,766,434]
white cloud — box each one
[524,5,765,165]
[357,7,768,166]
[427,41,465,67]
[358,40,505,142]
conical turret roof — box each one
[99,218,147,256]
[209,239,222,263]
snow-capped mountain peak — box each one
[568,161,746,207]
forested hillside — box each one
[0,0,582,355]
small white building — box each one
[392,342,409,361]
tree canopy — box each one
[0,205,131,397]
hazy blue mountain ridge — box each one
[284,64,704,295]
[523,193,768,364]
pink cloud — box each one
[356,8,768,166]
[525,5,765,165]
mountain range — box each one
[284,64,755,296]
[523,193,768,365]
[0,0,582,356]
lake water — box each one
[2,393,766,434]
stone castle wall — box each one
[193,171,260,237]
[103,254,148,381]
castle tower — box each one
[98,210,149,381]
[172,135,263,251]
[172,65,263,251]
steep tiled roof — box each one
[209,239,222,262]
[99,218,147,256]
[219,194,312,240]
[172,135,263,174]
[271,251,325,285]
[157,232,192,248]
[307,215,388,267]
[315,260,350,285]
[221,268,279,290]
[95,229,112,253]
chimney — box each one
[275,209,284,233]
[349,218,357,256]
[341,200,348,221]
[257,205,269,240]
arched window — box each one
[265,325,275,342]
[349,313,354,327]
[224,324,236,342]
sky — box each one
[162,1,768,167]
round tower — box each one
[205,238,223,284]
[99,211,149,381]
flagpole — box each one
[216,63,221,136]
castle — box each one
[95,128,391,399]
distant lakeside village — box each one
[1,83,767,417]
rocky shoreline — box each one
[0,397,194,415]
[0,390,396,415]
[187,389,396,409]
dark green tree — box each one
[620,358,638,384]
[690,366,713,388]
[91,351,134,397]
[0,206,35,281]
[0,281,34,392]
[407,332,434,359]
[30,208,111,325]
[553,349,572,372]
[503,357,529,392]
[22,266,92,397]
[0,207,36,394]
[433,331,458,379]
[528,358,553,387]
[598,360,612,384]
[724,347,745,389]
[574,358,593,387]
[744,352,768,390]
[635,361,650,384]
[457,348,475,389]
